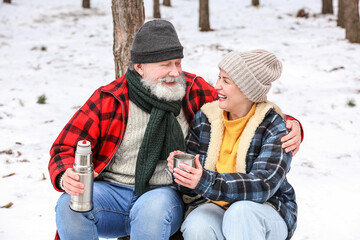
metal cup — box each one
[173,153,195,172]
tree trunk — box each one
[344,0,360,43]
[163,0,171,7]
[3,0,11,3]
[82,0,90,9]
[112,0,145,78]
[153,0,161,18]
[322,0,333,14]
[337,0,345,28]
[199,0,211,31]
[252,0,260,7]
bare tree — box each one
[112,0,145,78]
[154,0,161,18]
[344,0,360,43]
[163,0,171,7]
[199,0,211,31]
[337,0,345,28]
[252,0,260,7]
[3,0,11,3]
[322,0,333,14]
[82,0,90,9]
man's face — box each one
[134,59,186,101]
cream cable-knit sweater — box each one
[99,100,189,187]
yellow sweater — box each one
[213,104,256,209]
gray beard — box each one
[140,74,186,101]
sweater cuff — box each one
[55,172,65,191]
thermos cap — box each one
[76,140,91,154]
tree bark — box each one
[344,0,360,43]
[337,0,345,28]
[163,0,171,7]
[322,0,333,14]
[199,0,211,31]
[153,0,161,18]
[252,0,260,7]
[82,0,90,9]
[112,0,145,78]
[3,0,11,3]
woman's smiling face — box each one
[215,69,252,119]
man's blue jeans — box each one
[181,201,288,240]
[56,181,184,240]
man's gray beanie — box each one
[218,49,282,103]
[130,20,184,63]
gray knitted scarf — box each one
[126,69,185,195]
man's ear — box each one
[134,63,144,77]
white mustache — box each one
[160,77,178,83]
[141,74,186,101]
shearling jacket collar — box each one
[200,100,282,172]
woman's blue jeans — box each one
[55,181,184,240]
[181,201,288,240]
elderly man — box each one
[49,20,302,240]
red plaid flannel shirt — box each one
[48,71,218,192]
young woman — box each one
[167,50,297,240]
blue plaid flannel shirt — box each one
[179,108,297,239]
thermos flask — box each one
[69,140,94,212]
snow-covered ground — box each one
[1,0,360,239]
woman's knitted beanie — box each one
[218,50,282,102]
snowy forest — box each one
[1,0,360,239]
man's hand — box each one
[281,120,302,156]
[173,155,202,189]
[62,168,98,196]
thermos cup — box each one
[173,153,195,172]
[69,140,94,212]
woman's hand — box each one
[167,150,184,173]
[173,155,203,189]
[281,120,302,156]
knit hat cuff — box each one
[131,47,184,63]
[218,52,269,102]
